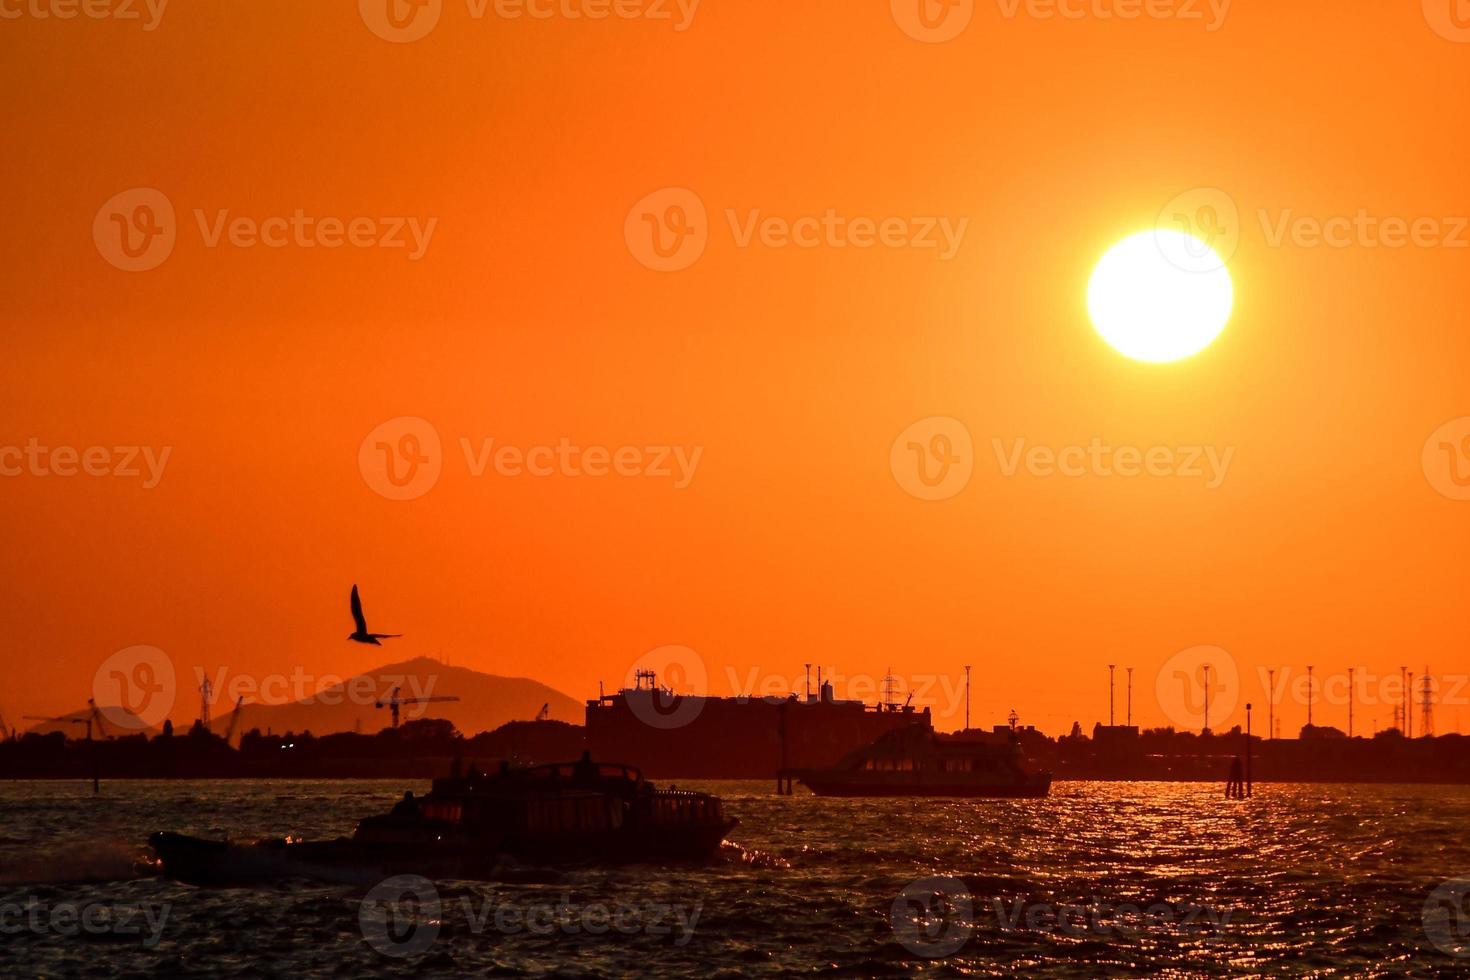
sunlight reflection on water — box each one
[1,779,1468,977]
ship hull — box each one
[149,821,738,886]
[795,776,1051,798]
[147,832,478,887]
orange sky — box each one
[2,0,1468,737]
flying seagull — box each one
[348,584,401,645]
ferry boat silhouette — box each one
[149,753,736,885]
[787,726,1052,798]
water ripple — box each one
[1,780,1469,976]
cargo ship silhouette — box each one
[586,671,931,780]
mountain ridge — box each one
[209,656,583,737]
[24,658,583,739]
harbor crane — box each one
[223,696,246,747]
[374,687,460,728]
[24,700,108,793]
[199,678,212,729]
[24,699,110,741]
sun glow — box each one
[1087,230,1234,363]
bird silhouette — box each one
[348,584,401,645]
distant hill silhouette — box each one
[206,657,580,738]
[23,705,160,739]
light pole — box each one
[1306,665,1314,729]
[1108,664,1116,727]
[1126,667,1134,727]
[1348,667,1355,737]
[1408,672,1415,738]
[1401,666,1408,735]
[1203,664,1211,735]
[964,665,971,731]
[1268,668,1275,740]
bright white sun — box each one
[1087,230,1233,363]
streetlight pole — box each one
[1108,664,1116,727]
[1408,672,1415,738]
[1348,667,1355,737]
[964,665,971,732]
[1203,664,1211,735]
[1268,668,1275,740]
[1126,667,1134,727]
[1306,665,1314,730]
[1401,666,1408,735]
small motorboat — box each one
[150,754,737,885]
[787,725,1052,798]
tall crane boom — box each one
[23,700,107,741]
[373,687,461,728]
[224,696,245,747]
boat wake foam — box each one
[719,840,791,869]
[0,839,154,885]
